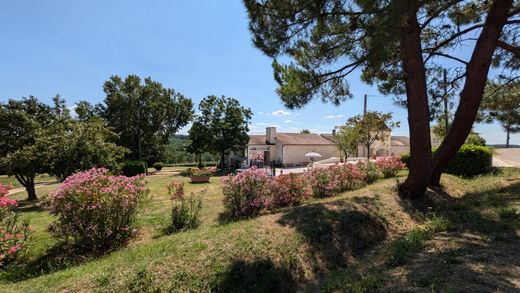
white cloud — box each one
[271,109,291,116]
[283,120,293,124]
[325,114,345,119]
[255,122,279,127]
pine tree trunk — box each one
[428,0,512,187]
[397,1,433,199]
[506,127,510,148]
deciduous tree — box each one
[100,75,194,162]
[0,97,54,200]
[334,125,360,160]
[192,96,252,169]
[346,111,398,160]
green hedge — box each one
[122,161,147,177]
[445,144,492,177]
[153,162,164,171]
[400,144,492,177]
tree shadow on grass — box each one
[1,242,116,283]
[277,198,388,271]
[213,258,296,293]
[392,182,520,291]
[14,199,47,214]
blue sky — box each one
[0,0,516,145]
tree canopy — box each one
[0,96,129,200]
[0,97,55,200]
[244,0,518,198]
[191,95,252,168]
[334,125,360,160]
[346,111,399,159]
[100,75,194,162]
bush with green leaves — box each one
[401,144,492,177]
[122,161,147,177]
[152,162,164,171]
[358,161,382,184]
[167,180,203,232]
[445,144,492,177]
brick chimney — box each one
[266,127,276,144]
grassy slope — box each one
[1,167,520,292]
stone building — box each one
[246,127,340,167]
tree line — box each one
[0,75,252,200]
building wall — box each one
[281,145,340,167]
[356,135,392,158]
[390,145,410,157]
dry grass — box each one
[0,167,519,292]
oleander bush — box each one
[167,180,203,232]
[306,164,366,197]
[305,168,334,198]
[357,161,382,184]
[375,156,406,178]
[48,168,148,251]
[270,173,311,207]
[221,167,271,219]
[0,184,29,267]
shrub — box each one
[48,168,148,251]
[306,168,334,197]
[465,133,486,146]
[400,153,410,168]
[191,167,217,177]
[0,184,9,197]
[375,156,405,178]
[152,162,164,171]
[0,184,29,267]
[167,180,203,232]
[358,161,382,183]
[270,173,311,207]
[221,167,271,219]
[122,161,147,177]
[305,164,366,197]
[445,144,492,177]
[401,144,491,177]
[327,164,366,192]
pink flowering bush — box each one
[167,180,203,232]
[48,168,148,251]
[270,173,312,208]
[0,184,29,267]
[221,167,271,219]
[306,164,366,197]
[0,184,10,197]
[375,157,405,178]
[305,168,334,198]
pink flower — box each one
[8,245,19,255]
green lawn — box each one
[2,168,520,292]
[0,174,56,189]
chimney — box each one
[266,127,276,144]
[332,129,336,136]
